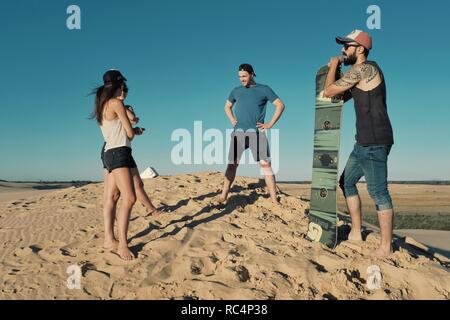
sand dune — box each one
[279,182,450,256]
[0,172,448,300]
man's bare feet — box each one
[104,239,119,250]
[117,245,134,260]
[373,245,393,257]
[348,229,363,241]
[271,198,281,206]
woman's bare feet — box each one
[104,238,119,250]
[146,207,160,218]
[211,195,227,206]
[117,245,134,260]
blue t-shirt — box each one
[227,83,279,131]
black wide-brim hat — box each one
[103,69,127,85]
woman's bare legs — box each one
[111,167,136,260]
[130,168,159,217]
[103,169,120,249]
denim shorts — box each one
[103,146,137,173]
[339,144,393,211]
[101,142,107,169]
[227,131,271,164]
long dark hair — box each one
[90,81,128,125]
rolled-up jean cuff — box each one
[344,188,359,198]
[376,203,393,211]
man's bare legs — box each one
[346,194,394,256]
[130,168,159,217]
[103,169,120,249]
[260,160,279,205]
[218,161,279,205]
[345,195,363,241]
[111,167,136,260]
[375,209,394,256]
[218,163,239,203]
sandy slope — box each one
[0,172,448,300]
[279,182,450,256]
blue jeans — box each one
[339,144,393,211]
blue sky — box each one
[0,0,449,181]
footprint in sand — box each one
[256,245,277,256]
[209,253,220,264]
[273,271,291,284]
[38,247,71,263]
[83,269,113,299]
[98,263,126,277]
[222,233,246,246]
[189,236,205,248]
[154,264,173,280]
[190,260,203,275]
[59,240,87,257]
[13,245,43,258]
[190,257,216,276]
[13,246,35,257]
[75,229,88,237]
[233,265,251,282]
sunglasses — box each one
[343,44,360,50]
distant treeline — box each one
[0,180,98,184]
[389,181,450,185]
[279,181,450,185]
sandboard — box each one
[306,64,344,249]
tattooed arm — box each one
[324,63,378,98]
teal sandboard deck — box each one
[307,65,344,248]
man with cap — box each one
[217,63,285,205]
[323,30,395,257]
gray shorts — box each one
[227,131,271,164]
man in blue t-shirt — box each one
[217,63,285,205]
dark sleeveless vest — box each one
[350,61,394,146]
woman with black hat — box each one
[91,70,152,260]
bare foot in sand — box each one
[104,239,119,250]
[271,197,281,206]
[348,230,363,241]
[373,246,393,258]
[117,245,134,260]
[146,207,160,218]
[211,195,227,206]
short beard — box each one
[344,52,357,66]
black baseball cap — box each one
[238,63,256,76]
[103,69,127,85]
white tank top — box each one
[100,117,131,151]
